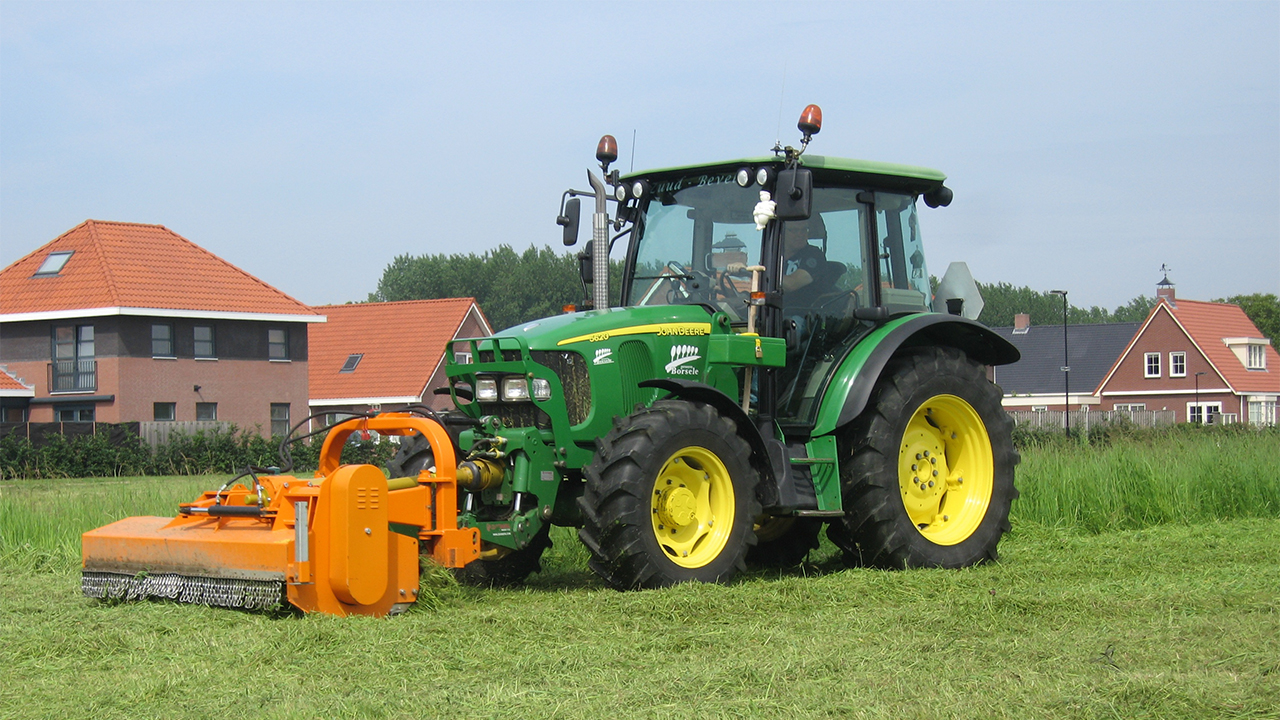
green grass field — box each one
[2,434,1278,719]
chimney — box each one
[1156,270,1176,306]
[1013,313,1030,334]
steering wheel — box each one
[717,269,750,305]
[664,261,700,302]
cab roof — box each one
[624,154,947,194]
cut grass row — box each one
[3,520,1277,719]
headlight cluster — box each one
[475,376,551,402]
[613,179,650,202]
[736,166,776,188]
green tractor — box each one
[390,105,1020,589]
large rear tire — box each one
[833,347,1018,569]
[579,400,761,590]
[388,432,550,587]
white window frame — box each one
[1187,401,1222,425]
[1144,352,1161,378]
[1114,403,1146,412]
[1247,344,1266,370]
[1169,352,1186,378]
[1247,400,1276,426]
[1031,405,1048,413]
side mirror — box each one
[774,168,812,220]
[923,186,953,208]
[558,197,581,246]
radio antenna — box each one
[774,60,788,147]
[630,129,636,172]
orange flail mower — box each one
[81,414,479,617]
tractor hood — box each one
[496,304,719,351]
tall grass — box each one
[0,476,215,571]
[1012,428,1280,533]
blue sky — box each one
[2,1,1276,312]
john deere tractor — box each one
[391,105,1020,590]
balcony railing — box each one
[48,359,97,393]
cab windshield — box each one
[625,170,931,327]
[626,171,763,320]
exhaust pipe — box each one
[587,169,610,311]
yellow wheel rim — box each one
[898,394,994,545]
[650,446,735,568]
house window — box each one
[34,251,74,276]
[454,351,472,365]
[152,324,174,357]
[1031,406,1048,413]
[269,328,289,360]
[196,402,218,421]
[194,326,216,359]
[1115,403,1146,412]
[154,402,176,421]
[271,403,291,436]
[1169,352,1185,378]
[340,354,363,373]
[55,404,94,422]
[1247,400,1276,426]
[323,412,357,429]
[1247,344,1266,370]
[4,407,28,422]
[1187,402,1222,425]
[1144,352,1161,378]
[51,325,96,392]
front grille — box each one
[478,349,522,363]
[532,350,591,425]
[478,402,552,431]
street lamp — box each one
[1049,290,1069,434]
[1194,371,1207,424]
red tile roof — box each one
[308,299,490,402]
[1164,299,1279,393]
[0,367,35,394]
[0,220,319,319]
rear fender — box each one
[810,314,1020,437]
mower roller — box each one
[81,414,479,617]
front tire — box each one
[578,400,761,590]
[833,347,1018,569]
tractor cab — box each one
[587,141,951,427]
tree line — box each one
[368,245,1279,346]
[368,245,621,332]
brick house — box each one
[990,314,1140,412]
[0,367,36,422]
[0,220,323,432]
[308,299,491,425]
[1094,284,1278,425]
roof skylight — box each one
[33,251,74,276]
[340,353,363,373]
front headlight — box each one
[531,377,551,401]
[476,378,499,402]
[501,377,529,401]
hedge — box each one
[0,424,396,480]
